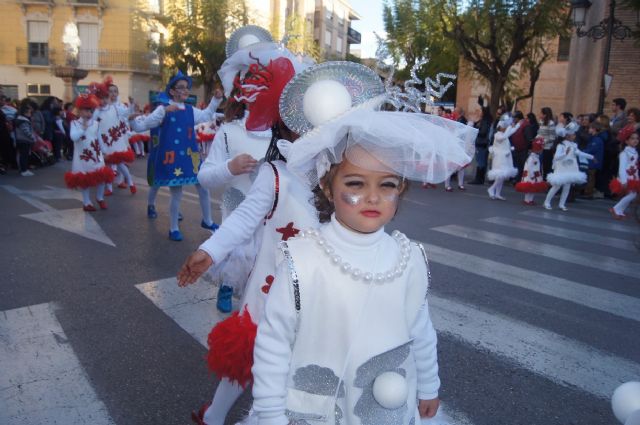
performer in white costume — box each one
[486,116,519,200]
[609,131,640,219]
[197,26,309,313]
[64,93,114,211]
[543,122,594,211]
[248,61,475,425]
[514,137,549,205]
[90,77,137,195]
[179,26,316,425]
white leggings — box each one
[445,169,465,188]
[524,193,535,203]
[81,184,106,205]
[168,184,213,231]
[489,178,505,197]
[202,378,244,425]
[544,184,570,208]
[613,191,637,215]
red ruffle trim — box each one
[129,134,150,144]
[515,181,550,193]
[104,149,135,164]
[610,178,640,194]
[197,132,215,142]
[64,166,115,189]
[206,306,257,388]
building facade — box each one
[0,0,162,105]
[456,1,639,119]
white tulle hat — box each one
[225,25,273,58]
[279,61,476,186]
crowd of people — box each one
[434,97,640,219]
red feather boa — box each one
[206,307,257,388]
[64,166,115,189]
[515,181,550,193]
[610,178,640,194]
[104,149,135,164]
[197,132,215,143]
[129,134,150,144]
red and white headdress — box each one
[74,93,100,110]
[88,76,113,99]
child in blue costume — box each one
[131,71,222,240]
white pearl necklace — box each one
[298,228,411,283]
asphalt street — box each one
[1,159,639,425]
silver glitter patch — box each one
[335,404,343,425]
[225,25,273,58]
[222,187,246,213]
[353,341,412,425]
[292,364,345,397]
[415,242,432,296]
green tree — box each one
[431,0,570,115]
[383,0,459,100]
[152,0,249,100]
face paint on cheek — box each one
[339,191,363,206]
[382,192,399,203]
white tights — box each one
[613,191,637,215]
[168,184,213,231]
[202,378,244,425]
[489,178,504,197]
[544,184,570,208]
[524,193,535,203]
[445,169,465,189]
[81,184,105,205]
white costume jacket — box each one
[94,104,134,164]
[546,140,593,186]
[487,125,519,181]
[64,119,113,188]
[611,146,640,193]
[252,219,440,425]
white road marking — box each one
[2,185,116,247]
[0,303,115,425]
[520,209,638,234]
[482,216,636,250]
[430,295,640,400]
[132,176,222,205]
[418,241,640,322]
[431,225,640,279]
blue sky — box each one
[347,0,386,58]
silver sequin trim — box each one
[353,342,412,425]
[415,242,432,296]
[279,241,301,330]
[222,187,246,213]
[292,364,345,397]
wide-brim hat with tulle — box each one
[280,61,476,186]
[225,25,274,58]
[165,70,192,95]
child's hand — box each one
[418,398,440,418]
[229,153,258,175]
[177,249,213,287]
[165,104,180,113]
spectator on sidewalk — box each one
[610,98,627,140]
[14,100,36,176]
[468,104,493,185]
[537,107,556,177]
[616,107,640,145]
[509,111,530,182]
[582,121,604,199]
[596,115,616,198]
[0,95,16,172]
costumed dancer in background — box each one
[198,25,310,314]
[130,71,221,241]
[64,93,114,211]
[543,122,594,211]
[248,61,474,425]
[90,77,137,195]
[144,93,169,219]
[487,116,519,200]
[515,137,549,205]
[609,130,640,219]
[444,167,466,192]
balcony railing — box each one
[16,47,160,74]
[347,27,361,44]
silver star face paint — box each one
[340,191,364,206]
[382,193,399,203]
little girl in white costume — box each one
[487,117,519,200]
[248,61,474,425]
[64,94,114,211]
[543,122,594,211]
[609,131,640,219]
[515,137,549,205]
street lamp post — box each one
[570,0,635,115]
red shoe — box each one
[104,189,113,196]
[522,200,535,206]
[130,185,137,194]
[83,204,97,212]
[609,207,624,220]
[117,182,128,189]
[445,187,453,192]
[97,200,108,210]
[190,402,210,425]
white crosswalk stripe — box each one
[482,216,636,250]
[0,303,115,425]
[520,209,639,233]
[431,224,640,279]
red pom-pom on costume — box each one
[206,307,257,388]
[515,181,550,193]
[104,148,135,164]
[74,94,100,110]
[628,179,640,193]
[129,134,150,144]
[196,132,215,143]
[609,179,624,195]
[65,166,115,189]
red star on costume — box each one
[276,222,299,241]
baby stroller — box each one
[30,138,56,167]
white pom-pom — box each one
[238,34,260,49]
[372,371,408,409]
[612,382,640,424]
[303,79,352,127]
